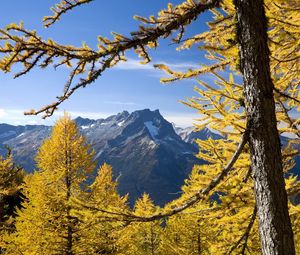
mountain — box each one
[1,109,299,205]
[0,124,51,172]
[175,126,222,145]
[0,109,215,206]
[75,109,203,205]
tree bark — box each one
[234,0,295,254]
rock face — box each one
[1,109,297,205]
[0,124,51,172]
[1,109,208,205]
[75,109,203,205]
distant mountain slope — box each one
[76,109,203,205]
[0,110,213,205]
[1,109,298,205]
[175,126,222,145]
[0,124,51,171]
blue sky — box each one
[0,0,213,127]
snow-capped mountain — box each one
[1,109,298,205]
[0,109,207,205]
[75,109,203,205]
[175,126,222,145]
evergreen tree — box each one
[4,114,95,255]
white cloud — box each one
[0,109,114,125]
[159,61,199,71]
[53,110,113,120]
[0,109,50,126]
[0,109,8,119]
[0,108,200,128]
[114,58,154,71]
[163,112,202,128]
[114,58,199,72]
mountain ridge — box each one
[1,109,298,205]
[0,109,212,205]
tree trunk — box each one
[234,0,295,254]
[65,129,73,255]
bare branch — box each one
[43,0,94,28]
[243,166,252,183]
[287,180,300,197]
[276,99,300,138]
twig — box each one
[0,0,221,118]
[274,87,300,105]
[43,0,94,27]
[227,205,257,255]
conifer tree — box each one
[0,149,24,253]
[160,212,212,255]
[0,1,299,253]
[117,194,162,255]
[173,0,299,253]
[76,163,128,254]
[4,114,95,255]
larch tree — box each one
[0,149,24,253]
[162,137,261,254]
[116,193,162,255]
[172,0,299,253]
[74,163,128,254]
[0,0,299,254]
[3,114,96,255]
[160,206,213,255]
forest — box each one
[0,0,299,254]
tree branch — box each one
[84,130,249,222]
[227,205,257,255]
[276,99,300,138]
[0,0,221,118]
[274,87,300,105]
[43,0,94,28]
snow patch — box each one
[95,149,103,158]
[148,140,157,149]
[144,121,159,139]
[182,151,192,155]
[117,120,125,127]
[80,123,95,129]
